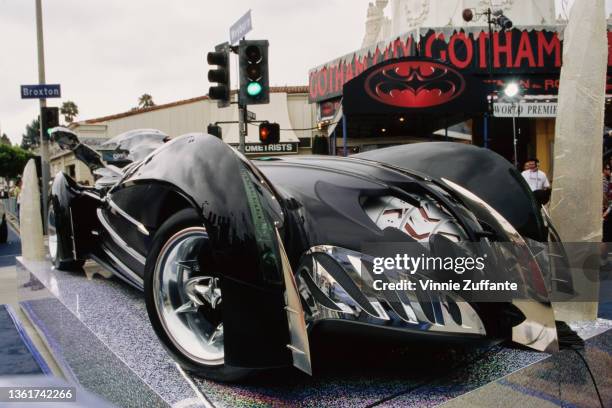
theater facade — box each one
[309,26,612,175]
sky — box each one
[0,0,609,145]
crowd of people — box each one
[0,178,21,219]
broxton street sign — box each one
[21,84,61,99]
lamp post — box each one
[504,82,520,167]
[462,8,513,151]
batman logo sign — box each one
[364,61,466,108]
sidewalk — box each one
[0,220,19,305]
[0,206,64,378]
[0,222,20,267]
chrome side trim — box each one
[107,198,150,236]
[68,207,77,259]
[440,177,559,352]
[299,245,486,336]
[81,190,103,201]
[277,229,312,376]
[99,248,144,288]
[96,208,146,265]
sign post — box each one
[35,0,50,234]
[239,105,248,153]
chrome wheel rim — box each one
[48,205,58,261]
[153,227,224,366]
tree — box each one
[60,101,79,123]
[0,133,10,145]
[21,118,40,150]
[137,94,155,109]
[0,144,34,179]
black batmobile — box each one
[47,127,570,382]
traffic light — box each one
[207,42,231,108]
[259,121,279,144]
[41,107,59,140]
[239,40,269,105]
[207,123,222,138]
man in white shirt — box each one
[521,158,550,191]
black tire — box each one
[144,208,252,382]
[47,199,84,271]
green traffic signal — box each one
[247,81,263,96]
[238,40,269,104]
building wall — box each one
[287,93,319,154]
[364,0,557,48]
[102,100,213,138]
[77,92,314,142]
[50,90,316,182]
[50,152,94,185]
[535,118,555,177]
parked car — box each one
[47,127,570,382]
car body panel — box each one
[48,131,564,374]
[355,142,547,241]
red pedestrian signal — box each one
[259,121,279,144]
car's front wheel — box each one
[144,208,252,382]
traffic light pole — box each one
[238,103,247,153]
[35,0,49,234]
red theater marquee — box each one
[309,27,612,103]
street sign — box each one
[230,10,252,45]
[246,110,256,121]
[21,84,61,99]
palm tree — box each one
[137,94,155,109]
[60,101,79,123]
[0,133,10,145]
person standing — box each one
[521,158,550,192]
[13,179,21,220]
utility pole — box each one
[35,0,49,233]
[238,37,247,154]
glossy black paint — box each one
[253,155,491,260]
[50,172,101,264]
[354,142,548,242]
[51,134,293,369]
[51,134,556,372]
[111,134,289,369]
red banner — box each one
[309,28,612,103]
